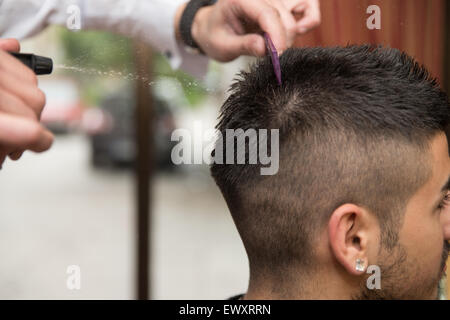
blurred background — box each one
[0,0,449,299]
[0,26,249,299]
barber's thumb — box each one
[231,34,266,58]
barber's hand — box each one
[179,0,321,62]
[0,39,53,167]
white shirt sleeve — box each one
[0,0,209,78]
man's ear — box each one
[327,204,376,276]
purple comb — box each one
[264,33,282,86]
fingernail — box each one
[299,27,307,33]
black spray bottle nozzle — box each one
[9,52,53,75]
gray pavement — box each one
[0,134,248,299]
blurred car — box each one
[39,78,84,134]
[82,87,177,170]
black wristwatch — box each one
[179,0,217,54]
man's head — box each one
[211,45,450,299]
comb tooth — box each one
[263,33,282,86]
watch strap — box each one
[179,0,216,53]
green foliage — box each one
[58,28,206,107]
[59,28,134,71]
[153,54,207,106]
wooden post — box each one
[445,0,450,94]
[133,42,153,300]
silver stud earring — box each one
[355,259,365,272]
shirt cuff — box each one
[160,0,210,79]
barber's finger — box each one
[268,0,297,47]
[295,1,321,33]
[0,49,38,85]
[281,0,306,11]
[0,38,20,52]
[0,88,39,120]
[8,150,23,161]
[0,71,45,118]
[224,33,266,59]
[0,112,53,152]
[235,0,288,53]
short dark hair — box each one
[211,45,450,278]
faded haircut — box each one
[210,45,450,276]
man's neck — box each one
[243,270,356,299]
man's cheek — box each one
[440,208,450,240]
[443,224,450,240]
